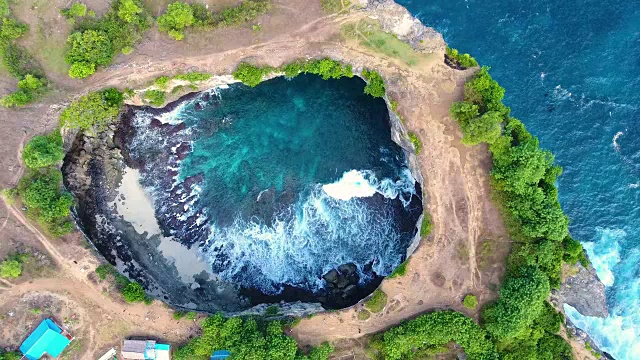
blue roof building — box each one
[211,350,231,359]
[19,318,72,360]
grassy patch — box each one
[365,289,387,313]
[408,131,422,154]
[341,20,422,66]
[144,89,165,106]
[420,212,433,237]
[388,259,408,279]
[358,310,371,321]
[320,0,350,13]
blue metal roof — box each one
[211,350,231,359]
[20,319,71,360]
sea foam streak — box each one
[322,169,416,205]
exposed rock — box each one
[323,269,339,283]
[552,263,608,318]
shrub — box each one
[0,17,28,40]
[463,294,478,309]
[446,47,478,68]
[173,314,333,360]
[122,281,147,302]
[358,310,371,320]
[173,71,211,83]
[0,259,21,278]
[154,75,170,89]
[60,89,122,131]
[361,69,385,98]
[365,289,387,313]
[173,311,186,320]
[64,0,152,78]
[1,74,47,107]
[301,58,353,79]
[233,62,271,87]
[0,351,22,360]
[408,131,422,154]
[60,3,88,19]
[420,212,433,237]
[157,2,194,40]
[17,168,74,236]
[95,264,115,280]
[215,0,271,28]
[22,132,64,169]
[144,89,165,106]
[381,311,497,360]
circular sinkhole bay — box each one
[64,74,423,312]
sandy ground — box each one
[0,0,595,359]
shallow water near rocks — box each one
[74,74,422,311]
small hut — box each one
[121,340,171,360]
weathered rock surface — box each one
[552,263,608,318]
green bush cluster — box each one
[0,9,48,107]
[420,212,433,237]
[364,289,387,313]
[65,0,152,78]
[381,311,498,360]
[232,62,273,87]
[388,259,408,279]
[407,131,422,154]
[0,350,21,360]
[144,89,166,106]
[446,47,478,68]
[122,281,147,303]
[361,69,385,98]
[173,71,212,83]
[95,263,150,303]
[0,258,21,278]
[17,167,74,237]
[1,74,47,107]
[463,294,478,309]
[60,3,89,24]
[158,0,271,40]
[22,131,65,169]
[174,313,333,360]
[60,88,123,131]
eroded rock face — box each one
[552,263,608,318]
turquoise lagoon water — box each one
[131,74,421,301]
[397,0,640,358]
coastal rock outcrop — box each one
[552,263,608,318]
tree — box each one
[22,131,64,169]
[157,2,194,40]
[0,259,22,278]
[59,90,121,131]
[482,267,550,339]
[117,0,142,23]
[362,69,386,98]
[459,110,503,145]
[232,62,270,87]
[0,74,46,108]
[65,30,113,78]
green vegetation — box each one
[22,132,65,169]
[174,313,333,360]
[144,89,166,106]
[173,71,211,83]
[364,289,387,313]
[154,75,170,89]
[1,74,47,107]
[0,351,21,360]
[388,259,408,279]
[122,281,147,303]
[463,294,478,310]
[320,0,349,13]
[64,0,152,78]
[0,258,21,278]
[60,3,88,24]
[358,310,371,321]
[445,47,478,68]
[95,264,113,280]
[407,131,422,154]
[158,1,271,40]
[17,168,74,237]
[361,69,385,98]
[232,62,272,87]
[0,7,48,107]
[60,88,123,131]
[420,212,433,237]
[265,305,279,316]
[380,311,497,360]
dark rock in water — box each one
[552,263,608,318]
[195,102,203,111]
[323,269,339,283]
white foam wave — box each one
[613,131,624,152]
[204,184,409,294]
[583,228,624,286]
[322,169,416,206]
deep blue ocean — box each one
[396,0,640,358]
